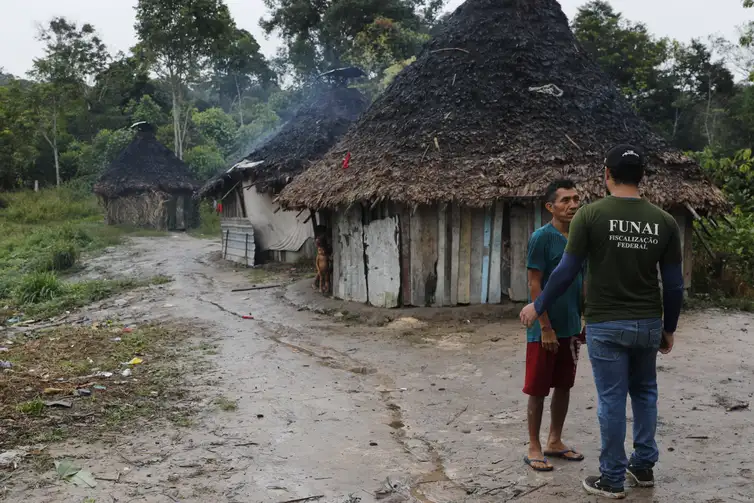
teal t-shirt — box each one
[526,223,583,343]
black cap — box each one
[605,144,644,169]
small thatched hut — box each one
[278,0,728,307]
[94,122,200,230]
[199,82,368,264]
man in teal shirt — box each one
[523,179,585,472]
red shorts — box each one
[523,336,580,397]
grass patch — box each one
[214,396,238,412]
[189,202,221,239]
[0,187,172,321]
[0,322,202,449]
[245,260,316,285]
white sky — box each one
[0,0,750,77]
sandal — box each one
[524,456,554,472]
[544,448,584,461]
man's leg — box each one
[546,337,582,460]
[523,342,554,471]
[587,324,630,488]
[628,320,662,484]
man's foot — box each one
[582,476,626,499]
[544,441,584,461]
[523,455,553,472]
[627,465,655,487]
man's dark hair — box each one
[605,144,645,186]
[544,179,576,203]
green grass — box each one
[189,202,220,239]
[215,396,238,412]
[0,186,170,320]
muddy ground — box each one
[2,234,752,503]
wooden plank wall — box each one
[488,202,504,304]
[334,206,368,303]
[364,216,401,307]
[449,205,461,305]
[469,209,485,304]
[409,206,439,307]
[457,207,472,304]
[509,205,535,302]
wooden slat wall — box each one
[364,216,401,308]
[410,206,439,307]
[399,205,412,306]
[434,205,448,307]
[481,208,492,303]
[488,202,504,304]
[509,205,534,302]
[335,206,368,303]
[457,207,473,304]
[469,209,485,304]
[450,204,461,306]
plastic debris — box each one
[94,371,113,378]
[44,388,65,395]
[93,385,107,391]
[75,389,92,397]
[242,315,254,320]
[111,337,122,342]
[125,357,143,365]
[0,449,26,469]
[55,460,97,488]
[123,327,133,333]
[45,400,72,408]
[0,361,12,369]
[0,347,8,352]
[121,368,132,377]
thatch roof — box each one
[278,0,728,214]
[198,86,368,198]
[94,123,199,198]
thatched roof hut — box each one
[273,0,726,309]
[199,86,368,198]
[278,0,727,214]
[94,122,200,231]
[197,85,368,265]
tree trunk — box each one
[705,70,713,147]
[53,109,60,187]
[171,86,182,159]
[235,75,244,126]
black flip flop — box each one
[544,449,584,461]
[524,456,554,472]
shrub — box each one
[15,272,64,304]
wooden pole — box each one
[34,180,39,192]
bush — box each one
[14,272,64,305]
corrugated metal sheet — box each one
[221,218,255,267]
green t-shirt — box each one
[565,196,683,324]
[526,223,583,342]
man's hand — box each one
[520,303,538,327]
[659,331,674,354]
[541,328,559,353]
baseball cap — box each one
[605,144,644,169]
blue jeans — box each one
[586,319,663,488]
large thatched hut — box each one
[199,82,368,264]
[94,122,200,230]
[278,0,728,308]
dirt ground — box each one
[2,234,752,503]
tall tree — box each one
[212,29,275,125]
[260,0,444,78]
[135,0,235,159]
[29,17,109,185]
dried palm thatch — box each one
[102,191,170,229]
[94,124,199,199]
[198,86,368,198]
[278,0,728,214]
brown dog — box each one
[314,240,331,295]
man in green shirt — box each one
[520,145,684,499]
[523,180,585,472]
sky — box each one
[0,0,750,78]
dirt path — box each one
[4,235,753,503]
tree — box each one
[28,17,110,185]
[135,0,235,159]
[125,94,169,126]
[260,0,444,78]
[345,17,429,76]
[184,144,227,180]
[572,1,668,106]
[192,107,238,157]
[212,29,276,125]
[0,81,40,188]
